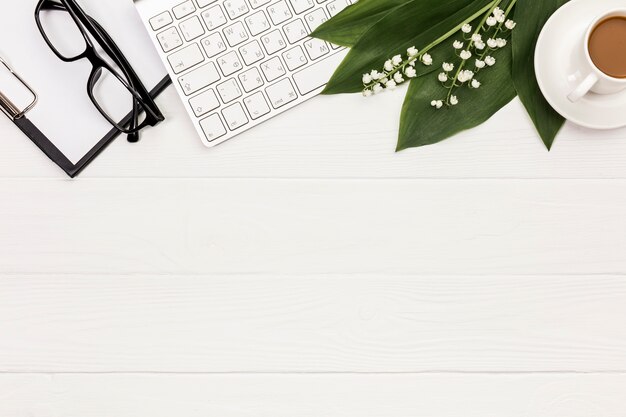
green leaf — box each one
[311,0,410,47]
[397,47,517,150]
[512,0,569,150]
[320,0,492,95]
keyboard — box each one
[134,0,351,147]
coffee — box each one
[589,16,626,78]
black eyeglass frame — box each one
[34,0,164,139]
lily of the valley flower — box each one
[453,40,464,49]
[443,62,454,72]
[485,56,496,66]
[460,50,472,60]
[470,79,481,88]
[505,19,516,30]
[438,73,448,82]
[461,23,472,33]
[431,100,444,109]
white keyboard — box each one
[134,0,350,147]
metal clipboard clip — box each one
[0,57,38,121]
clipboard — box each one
[0,0,172,178]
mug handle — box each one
[568,73,598,102]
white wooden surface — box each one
[2,86,626,416]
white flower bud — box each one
[496,14,505,23]
[475,40,486,50]
[485,56,496,66]
[453,40,464,49]
[450,95,458,105]
[460,50,472,60]
[362,89,372,97]
[421,53,433,66]
[393,72,404,83]
[373,83,383,93]
[362,73,372,84]
[505,19,516,30]
[486,16,497,26]
[438,72,448,82]
[442,62,454,72]
[404,66,417,78]
[431,100,443,109]
[475,59,486,69]
[370,70,382,80]
[392,54,403,66]
[461,23,472,33]
[384,60,394,71]
[385,80,397,90]
[493,7,504,18]
[471,79,481,88]
[471,34,482,42]
[487,38,498,48]
[407,46,419,57]
[496,38,507,48]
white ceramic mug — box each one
[568,8,626,103]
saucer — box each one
[535,0,626,130]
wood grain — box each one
[2,179,626,275]
[2,374,626,417]
[2,92,626,179]
[2,274,626,372]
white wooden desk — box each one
[2,88,626,416]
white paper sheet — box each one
[0,0,167,164]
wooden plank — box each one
[2,92,626,179]
[2,274,626,372]
[2,179,626,275]
[1,374,626,416]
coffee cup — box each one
[568,9,626,102]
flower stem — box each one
[446,0,502,104]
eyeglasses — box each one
[34,0,164,142]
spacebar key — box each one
[292,50,347,95]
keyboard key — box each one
[249,0,272,8]
[267,1,292,25]
[200,113,227,141]
[150,11,173,31]
[260,30,287,55]
[178,62,221,95]
[180,16,206,41]
[217,51,243,76]
[243,92,271,119]
[244,10,271,36]
[289,0,315,14]
[197,0,217,7]
[157,27,183,53]
[189,89,221,116]
[223,22,249,47]
[326,0,350,17]
[224,0,250,19]
[222,102,249,130]
[260,56,286,82]
[239,40,265,65]
[282,19,308,44]
[238,67,264,92]
[216,78,243,103]
[201,5,227,30]
[292,50,344,94]
[173,0,197,19]
[265,78,297,108]
[282,45,307,70]
[167,43,205,73]
[303,37,329,60]
[304,8,327,32]
[201,32,227,57]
